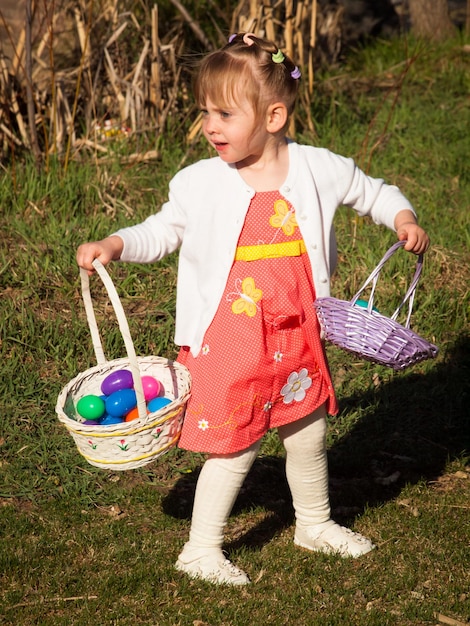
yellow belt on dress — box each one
[235,239,307,262]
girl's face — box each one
[201,96,271,167]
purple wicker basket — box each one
[314,241,438,370]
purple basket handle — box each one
[351,241,424,329]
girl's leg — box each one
[175,440,261,585]
[278,405,375,558]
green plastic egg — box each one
[76,394,106,420]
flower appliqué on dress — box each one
[229,276,263,317]
[274,351,283,363]
[269,199,298,236]
[281,368,312,404]
[201,344,210,355]
[198,418,209,431]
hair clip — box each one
[242,33,256,46]
[228,33,237,43]
[290,66,301,80]
[272,49,285,64]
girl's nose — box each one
[204,114,217,135]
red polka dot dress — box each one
[177,191,338,454]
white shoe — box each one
[175,545,251,585]
[294,520,375,558]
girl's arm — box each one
[394,209,430,255]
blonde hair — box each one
[193,33,300,129]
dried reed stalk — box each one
[150,5,162,118]
[104,47,126,121]
[25,0,41,162]
[0,55,29,147]
[11,24,25,77]
[0,122,23,146]
[74,6,91,69]
[0,0,326,162]
[130,39,150,129]
[169,0,213,50]
[309,0,317,95]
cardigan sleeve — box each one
[114,167,191,263]
[323,150,415,229]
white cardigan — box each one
[115,141,414,356]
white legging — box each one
[187,404,330,550]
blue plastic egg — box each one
[101,369,134,396]
[147,396,172,412]
[355,299,379,313]
[100,414,123,426]
[105,388,137,417]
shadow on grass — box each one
[162,333,470,551]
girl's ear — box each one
[266,102,288,133]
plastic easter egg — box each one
[100,414,123,426]
[101,369,134,396]
[81,419,102,426]
[124,406,149,422]
[105,388,137,417]
[355,299,379,313]
[147,396,172,413]
[141,375,162,402]
[76,394,106,420]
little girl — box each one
[77,33,430,586]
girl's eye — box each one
[220,111,231,119]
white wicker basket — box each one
[56,260,191,470]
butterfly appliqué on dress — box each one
[269,199,298,237]
[228,276,263,317]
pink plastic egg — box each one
[105,389,137,417]
[101,369,134,396]
[141,375,162,402]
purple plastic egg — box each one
[141,375,162,402]
[101,369,134,396]
[105,388,137,417]
[147,396,171,412]
[82,419,102,426]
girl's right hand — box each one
[76,235,124,274]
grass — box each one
[1,34,470,626]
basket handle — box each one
[79,260,147,420]
[351,240,424,329]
